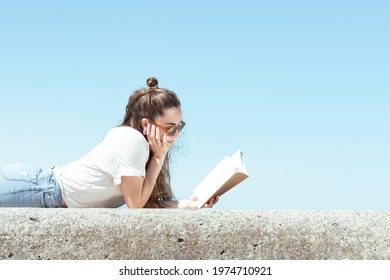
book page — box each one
[193,156,233,204]
[230,150,248,174]
[193,150,249,208]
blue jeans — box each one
[0,163,63,208]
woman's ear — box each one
[140,118,149,135]
[141,118,149,128]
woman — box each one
[0,77,218,209]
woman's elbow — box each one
[124,198,147,208]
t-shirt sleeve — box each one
[103,127,149,186]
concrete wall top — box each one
[1,208,390,260]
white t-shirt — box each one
[57,126,149,208]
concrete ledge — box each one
[1,208,390,260]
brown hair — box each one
[121,77,181,208]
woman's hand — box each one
[176,195,219,209]
[202,196,219,208]
[146,123,173,159]
[190,195,219,208]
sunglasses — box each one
[149,120,186,136]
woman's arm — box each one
[120,124,171,208]
[120,155,165,208]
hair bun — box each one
[146,77,159,88]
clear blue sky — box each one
[1,0,389,210]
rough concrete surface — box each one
[1,208,390,260]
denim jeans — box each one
[0,163,63,208]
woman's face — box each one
[151,107,184,143]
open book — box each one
[193,150,249,208]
